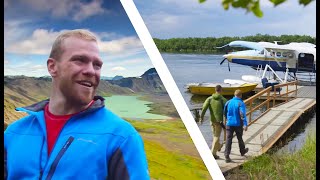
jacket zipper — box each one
[40,114,77,179]
[39,137,45,180]
[38,108,94,179]
[45,136,74,180]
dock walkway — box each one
[215,97,316,173]
[192,81,316,173]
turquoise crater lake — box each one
[104,95,171,120]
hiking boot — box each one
[225,156,232,163]
[213,154,220,159]
[241,148,249,156]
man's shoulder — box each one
[221,95,228,101]
[91,107,138,137]
[5,115,40,135]
[228,98,239,106]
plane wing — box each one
[217,41,264,51]
[259,42,316,52]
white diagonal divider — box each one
[120,0,225,179]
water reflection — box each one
[276,113,316,154]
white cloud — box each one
[73,0,106,21]
[4,63,49,77]
[5,28,147,64]
[4,27,151,77]
[152,0,220,12]
[142,12,186,37]
[4,19,34,49]
[99,36,144,54]
[5,29,60,55]
[96,32,123,41]
[106,58,146,67]
[111,66,126,71]
[13,0,105,21]
[134,0,316,38]
[31,64,47,71]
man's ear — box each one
[47,58,58,77]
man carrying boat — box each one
[199,85,227,159]
[224,89,249,163]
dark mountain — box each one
[112,75,124,81]
[107,68,166,93]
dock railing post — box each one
[273,88,276,107]
[286,84,289,102]
[295,81,298,98]
[249,101,252,123]
[267,90,270,110]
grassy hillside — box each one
[127,119,211,179]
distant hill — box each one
[100,76,114,80]
[101,75,124,80]
[107,68,166,93]
[4,68,168,124]
[112,75,124,81]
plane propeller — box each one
[220,57,231,71]
[220,58,227,65]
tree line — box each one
[153,34,316,54]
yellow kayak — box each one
[187,82,258,96]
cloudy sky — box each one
[4,0,316,77]
[134,0,316,39]
[4,0,153,77]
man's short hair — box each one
[234,89,242,97]
[49,29,98,60]
[216,85,222,92]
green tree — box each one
[153,34,315,54]
[199,0,314,18]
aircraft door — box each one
[297,53,314,72]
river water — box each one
[161,53,315,153]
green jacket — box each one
[200,93,228,123]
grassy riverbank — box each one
[127,119,211,180]
[226,134,316,179]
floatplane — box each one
[218,40,316,84]
[186,40,316,96]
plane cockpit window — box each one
[276,52,281,57]
[288,53,294,58]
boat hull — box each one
[188,83,258,96]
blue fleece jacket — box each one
[4,96,150,180]
[225,97,248,127]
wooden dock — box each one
[215,97,316,173]
[193,81,316,173]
